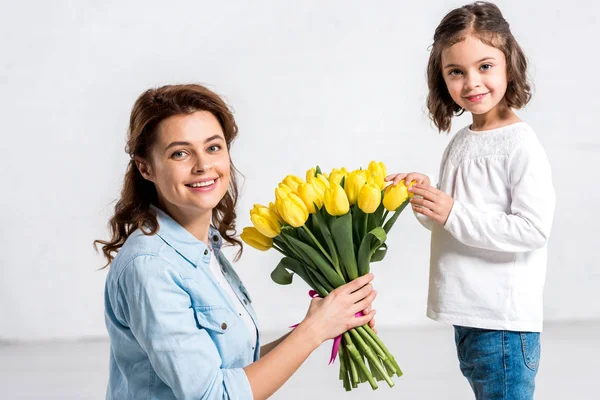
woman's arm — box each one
[244,274,376,400]
[259,332,290,358]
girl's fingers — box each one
[404,173,423,185]
[407,186,433,199]
[385,173,406,183]
[410,197,436,210]
[412,205,438,220]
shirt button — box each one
[221,322,227,330]
[203,249,208,255]
[243,299,248,305]
[213,235,219,242]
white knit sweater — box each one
[417,122,555,332]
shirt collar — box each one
[150,205,224,267]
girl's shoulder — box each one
[445,122,539,165]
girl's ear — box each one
[135,157,154,182]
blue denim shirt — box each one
[105,206,259,399]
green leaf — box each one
[331,212,359,280]
[285,234,346,288]
[383,198,410,233]
[370,243,388,262]
[315,165,322,176]
[280,256,312,284]
[271,260,294,285]
[357,227,387,276]
[313,208,341,276]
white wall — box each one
[1,0,598,341]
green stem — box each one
[349,328,394,388]
[356,326,387,360]
[339,345,351,391]
[363,325,403,377]
[343,332,378,390]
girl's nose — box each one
[463,73,481,91]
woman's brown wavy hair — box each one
[427,2,532,132]
[94,84,243,267]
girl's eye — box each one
[207,144,222,153]
[449,69,463,76]
[480,63,492,71]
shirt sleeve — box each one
[443,136,556,253]
[117,255,254,400]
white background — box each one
[1,0,598,341]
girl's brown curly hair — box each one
[427,2,532,132]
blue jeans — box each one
[454,326,541,400]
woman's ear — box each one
[134,157,154,182]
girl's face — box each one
[137,111,231,220]
[441,34,508,117]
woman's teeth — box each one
[187,180,215,188]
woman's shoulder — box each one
[106,228,172,285]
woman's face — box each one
[138,111,231,220]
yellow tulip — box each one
[328,167,348,186]
[305,167,317,181]
[276,193,309,227]
[383,180,414,211]
[275,183,294,202]
[308,174,330,198]
[281,175,304,192]
[358,183,382,214]
[344,170,369,205]
[297,182,323,214]
[268,201,282,223]
[240,227,273,251]
[324,184,350,216]
[368,161,387,190]
[250,204,281,237]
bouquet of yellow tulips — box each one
[241,161,413,391]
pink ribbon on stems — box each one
[290,290,363,365]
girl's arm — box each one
[412,136,555,252]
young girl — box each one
[387,2,555,399]
[95,84,376,400]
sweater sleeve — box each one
[443,135,555,252]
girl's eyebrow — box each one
[444,57,496,69]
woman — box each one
[95,84,377,400]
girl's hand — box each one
[409,184,454,225]
[302,274,377,343]
[385,172,430,187]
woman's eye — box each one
[449,69,463,76]
[171,150,187,159]
[208,145,221,153]
[480,63,492,71]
